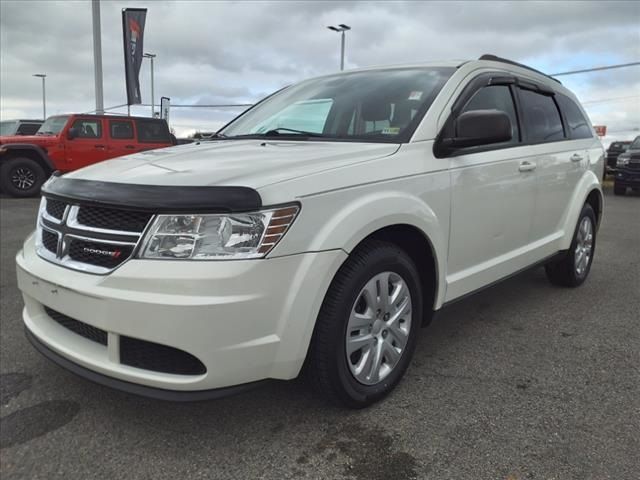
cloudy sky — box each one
[1,0,639,143]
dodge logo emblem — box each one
[82,247,122,259]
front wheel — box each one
[545,203,596,287]
[307,240,423,408]
[0,157,47,197]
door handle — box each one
[519,161,537,172]
[570,153,583,162]
[94,144,106,149]
[125,145,136,149]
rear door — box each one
[107,118,137,158]
[518,88,588,244]
[65,117,111,168]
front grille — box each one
[627,161,640,170]
[46,200,67,220]
[77,206,152,233]
[67,239,135,269]
[44,307,108,346]
[120,337,207,375]
[37,198,147,274]
[42,230,58,254]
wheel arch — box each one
[354,224,439,326]
[559,171,603,250]
[0,144,54,174]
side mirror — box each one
[67,127,79,140]
[444,109,512,149]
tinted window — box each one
[110,120,134,139]
[461,85,519,145]
[72,119,102,138]
[519,89,564,143]
[136,120,170,143]
[556,95,592,139]
[16,123,41,135]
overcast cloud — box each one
[1,0,639,142]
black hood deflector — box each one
[42,175,262,213]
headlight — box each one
[617,154,630,166]
[138,205,299,260]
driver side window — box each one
[462,85,520,146]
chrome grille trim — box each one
[35,197,154,275]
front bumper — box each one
[17,234,346,397]
[614,168,640,187]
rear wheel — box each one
[545,203,596,287]
[307,240,423,408]
[0,157,46,197]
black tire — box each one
[545,203,596,288]
[0,157,46,198]
[307,239,423,408]
[613,184,626,196]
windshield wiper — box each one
[264,127,324,137]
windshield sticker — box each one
[408,91,423,101]
[381,127,400,135]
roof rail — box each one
[478,54,562,84]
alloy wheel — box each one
[574,216,593,277]
[11,167,36,190]
[345,271,412,385]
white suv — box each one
[17,55,604,408]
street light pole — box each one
[327,24,351,71]
[143,53,156,117]
[91,0,104,114]
[33,74,46,119]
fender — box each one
[558,169,603,250]
[0,143,55,172]
[275,188,449,309]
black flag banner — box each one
[122,8,147,105]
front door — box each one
[445,83,537,301]
[65,118,111,169]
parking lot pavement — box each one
[0,190,638,480]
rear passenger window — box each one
[109,120,134,139]
[462,85,520,146]
[136,120,171,143]
[519,89,564,143]
[556,95,592,139]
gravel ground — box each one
[1,188,638,480]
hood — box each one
[0,134,58,146]
[65,139,400,189]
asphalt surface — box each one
[1,188,638,480]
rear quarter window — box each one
[136,120,171,143]
[556,95,593,139]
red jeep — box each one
[0,114,176,197]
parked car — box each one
[0,119,44,136]
[16,55,604,408]
[605,140,632,174]
[613,135,640,195]
[0,114,175,197]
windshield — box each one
[630,136,640,150]
[220,67,455,142]
[0,121,18,136]
[37,116,69,135]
